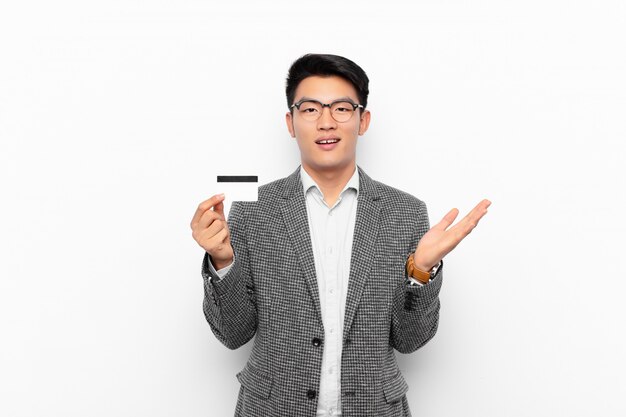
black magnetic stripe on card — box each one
[217,176,258,183]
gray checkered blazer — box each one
[201,165,443,417]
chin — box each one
[312,159,351,172]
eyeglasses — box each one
[290,99,364,123]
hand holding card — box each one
[190,193,234,270]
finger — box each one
[470,199,491,216]
[214,226,229,244]
[196,208,223,231]
[201,227,230,254]
[463,199,492,226]
[433,208,459,231]
[449,199,491,238]
[196,219,227,245]
[204,218,228,241]
[190,194,225,227]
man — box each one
[190,54,490,416]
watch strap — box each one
[406,253,432,284]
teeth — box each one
[318,139,338,144]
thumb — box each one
[214,199,225,219]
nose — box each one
[317,106,337,130]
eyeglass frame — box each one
[290,98,365,123]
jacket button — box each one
[312,337,322,347]
[307,389,316,400]
[345,338,352,345]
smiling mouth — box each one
[315,138,340,144]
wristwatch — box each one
[406,253,441,284]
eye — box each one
[332,102,354,112]
[298,101,320,113]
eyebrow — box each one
[297,96,356,103]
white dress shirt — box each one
[300,165,358,416]
[207,164,423,416]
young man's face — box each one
[286,75,370,175]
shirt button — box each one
[329,367,333,374]
[329,289,334,294]
[330,328,334,334]
[307,389,316,400]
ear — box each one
[358,109,371,135]
[285,112,296,138]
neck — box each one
[301,162,356,206]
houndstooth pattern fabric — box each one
[201,165,443,417]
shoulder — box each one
[363,169,426,214]
[258,175,291,200]
[373,181,428,223]
[367,176,430,228]
[374,179,424,208]
[357,166,424,207]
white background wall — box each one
[1,1,625,416]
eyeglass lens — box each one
[297,101,356,122]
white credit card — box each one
[216,175,259,202]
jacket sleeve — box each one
[201,201,257,350]
[390,199,443,354]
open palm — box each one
[413,199,491,271]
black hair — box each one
[285,53,369,110]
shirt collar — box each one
[300,165,360,198]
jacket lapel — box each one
[279,166,324,324]
[342,167,381,342]
[278,165,382,337]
